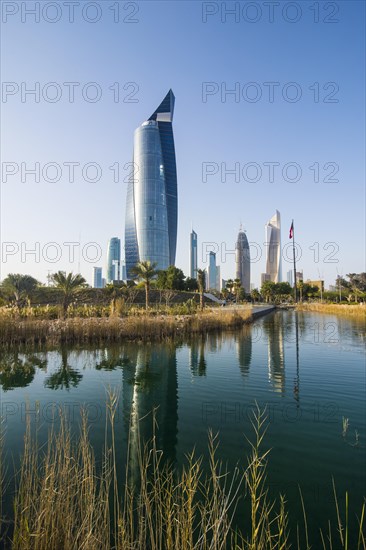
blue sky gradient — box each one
[1,0,365,288]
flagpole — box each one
[292,219,297,303]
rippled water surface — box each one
[1,310,365,545]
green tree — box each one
[130,261,158,310]
[261,281,276,303]
[196,269,206,311]
[156,265,186,290]
[226,279,234,295]
[346,273,366,302]
[233,278,242,303]
[1,273,39,310]
[274,282,292,302]
[51,271,87,318]
[251,288,261,303]
[185,277,199,292]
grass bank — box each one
[0,309,253,347]
[296,303,366,318]
[1,401,364,550]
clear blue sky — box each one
[1,0,365,288]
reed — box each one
[296,303,366,318]
[0,309,253,347]
[1,401,365,549]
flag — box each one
[289,221,294,239]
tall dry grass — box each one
[2,399,365,549]
[297,303,366,318]
[0,309,253,347]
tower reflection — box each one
[236,327,252,378]
[263,313,285,394]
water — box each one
[1,310,365,546]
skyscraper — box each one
[206,251,219,291]
[106,237,121,283]
[265,210,282,283]
[235,228,250,293]
[125,90,178,278]
[189,229,198,279]
[93,267,103,288]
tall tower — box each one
[265,210,282,283]
[106,237,121,283]
[189,229,198,279]
[235,228,250,293]
[125,90,178,278]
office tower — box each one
[215,265,221,291]
[190,229,198,279]
[121,262,127,282]
[206,251,217,290]
[296,270,304,281]
[265,210,282,283]
[235,228,250,293]
[287,270,293,287]
[261,273,270,285]
[93,267,103,288]
[125,90,178,278]
[107,237,121,283]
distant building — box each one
[329,285,337,292]
[250,283,255,291]
[306,279,324,292]
[261,273,271,285]
[296,270,303,281]
[189,229,198,279]
[287,270,293,287]
[206,251,221,291]
[107,237,121,283]
[121,262,127,281]
[93,267,103,288]
[264,210,282,283]
[235,228,250,293]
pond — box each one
[1,310,365,546]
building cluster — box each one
[92,91,313,293]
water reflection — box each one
[122,345,179,481]
[189,337,207,377]
[0,351,47,391]
[44,347,83,390]
[262,313,285,394]
[235,327,252,377]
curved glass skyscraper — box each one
[125,90,178,278]
[265,210,282,283]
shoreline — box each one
[296,302,365,318]
[0,308,262,348]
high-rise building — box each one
[235,228,250,293]
[125,90,178,278]
[207,251,217,290]
[264,210,282,283]
[189,229,198,279]
[93,267,103,288]
[107,237,121,283]
[287,270,293,287]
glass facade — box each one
[235,230,250,293]
[190,229,198,279]
[265,210,282,283]
[125,90,178,278]
[106,237,121,283]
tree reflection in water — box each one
[44,347,82,390]
[0,351,47,391]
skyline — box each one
[1,1,365,289]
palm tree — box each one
[51,271,86,318]
[130,261,158,310]
[251,288,261,303]
[226,279,234,295]
[1,273,39,310]
[233,278,242,303]
[196,269,206,311]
